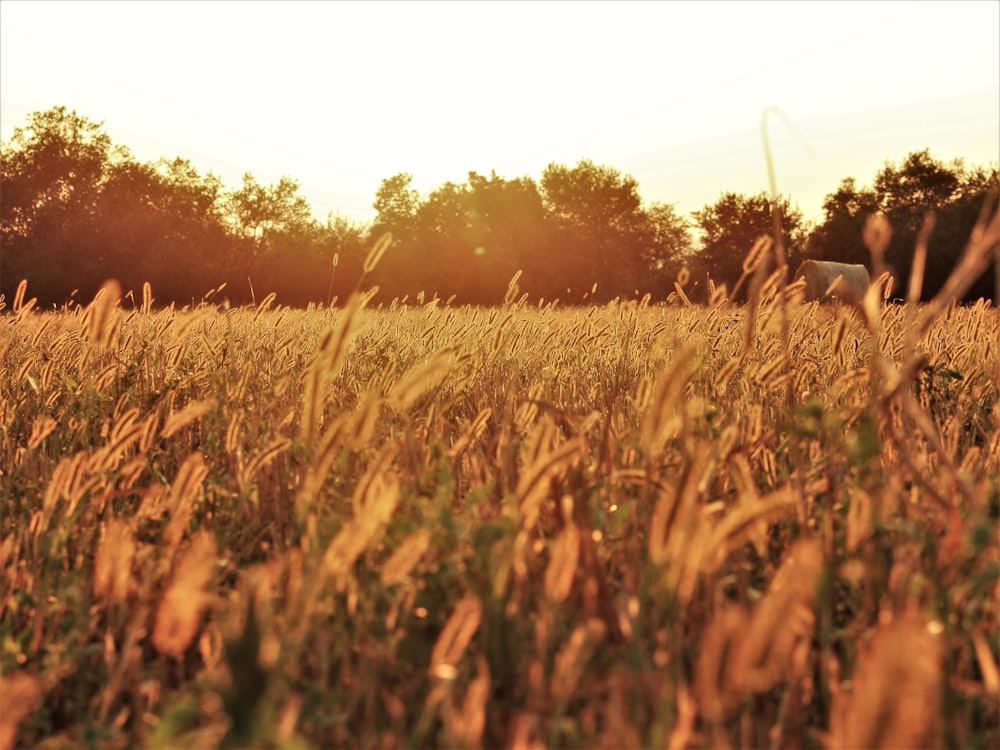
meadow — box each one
[1,220,999,748]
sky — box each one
[1,0,997,229]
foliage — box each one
[807,176,881,268]
[370,172,421,248]
[689,192,806,302]
[2,107,995,309]
[224,173,314,260]
[369,161,691,304]
[0,108,361,308]
[1,206,998,748]
[1,106,127,298]
[540,159,670,299]
[807,149,999,301]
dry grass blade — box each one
[667,684,697,750]
[317,521,370,593]
[83,279,123,349]
[831,315,848,368]
[647,451,699,567]
[241,437,292,488]
[550,618,607,704]
[41,452,88,521]
[358,469,401,531]
[673,281,693,307]
[347,390,382,450]
[639,342,698,457]
[350,446,399,515]
[151,531,217,661]
[703,486,798,576]
[173,306,214,338]
[442,656,492,749]
[251,292,277,323]
[388,346,460,412]
[863,213,892,278]
[300,293,367,443]
[826,611,943,749]
[744,235,773,275]
[709,280,730,307]
[504,270,523,306]
[321,470,399,591]
[649,447,714,604]
[26,415,57,450]
[739,238,775,353]
[895,387,976,504]
[845,488,874,553]
[163,452,209,557]
[696,604,751,724]
[12,279,29,314]
[907,213,935,306]
[92,517,136,607]
[449,407,492,459]
[514,438,583,529]
[713,357,742,393]
[430,595,483,679]
[95,408,145,470]
[754,355,787,391]
[161,399,216,439]
[729,538,823,693]
[364,232,392,274]
[381,529,432,587]
[225,409,244,457]
[0,672,42,750]
[295,413,351,517]
[544,522,580,604]
[971,630,1000,696]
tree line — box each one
[1,106,996,308]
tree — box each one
[633,202,692,295]
[323,212,367,258]
[93,157,234,301]
[2,107,274,305]
[540,159,648,298]
[805,177,880,267]
[366,162,692,304]
[366,170,553,303]
[314,212,369,301]
[1,106,125,300]
[463,171,552,299]
[934,165,999,301]
[808,150,997,301]
[223,173,314,262]
[154,157,226,235]
[371,172,420,247]
[874,149,961,226]
[875,150,986,299]
[690,192,805,301]
[409,171,552,302]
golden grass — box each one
[0,204,998,747]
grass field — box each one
[2,227,999,748]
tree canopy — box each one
[689,192,807,302]
[1,106,995,308]
[365,162,690,303]
[807,149,997,300]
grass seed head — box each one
[152,531,217,661]
[92,517,136,607]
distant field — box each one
[1,285,998,748]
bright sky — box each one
[2,0,997,228]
